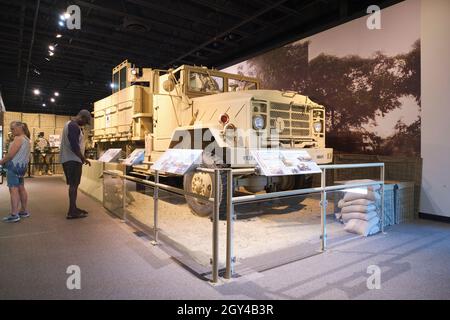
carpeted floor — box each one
[1,176,449,300]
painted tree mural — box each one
[234,39,421,156]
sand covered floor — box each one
[123,187,352,271]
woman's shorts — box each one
[6,170,25,188]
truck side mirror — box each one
[163,79,175,92]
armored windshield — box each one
[188,71,224,93]
[228,78,257,91]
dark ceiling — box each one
[0,0,403,115]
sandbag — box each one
[368,224,381,235]
[341,204,377,214]
[345,179,381,191]
[344,216,380,236]
[338,198,375,209]
[343,189,380,202]
[341,211,378,222]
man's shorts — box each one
[63,161,82,186]
[6,170,25,188]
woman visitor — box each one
[0,121,31,223]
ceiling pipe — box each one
[17,2,26,79]
[163,0,290,68]
[20,0,40,108]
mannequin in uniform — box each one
[34,132,52,175]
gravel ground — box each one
[124,188,351,269]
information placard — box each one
[48,135,61,148]
[251,149,321,176]
[151,149,203,175]
[98,148,122,163]
[122,148,145,166]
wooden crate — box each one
[31,127,55,140]
[395,181,416,223]
[380,181,415,226]
[333,153,422,215]
[22,113,40,127]
[40,114,56,128]
[3,111,22,126]
[383,183,396,227]
[56,115,71,128]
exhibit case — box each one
[102,151,387,283]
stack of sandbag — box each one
[336,180,381,237]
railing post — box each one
[211,169,220,283]
[152,170,159,245]
[320,168,327,251]
[380,165,385,233]
[122,174,127,221]
[225,168,234,280]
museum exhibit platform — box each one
[1,0,450,302]
[1,175,450,299]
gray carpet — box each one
[1,176,449,300]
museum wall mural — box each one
[223,0,421,157]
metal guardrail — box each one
[104,169,218,282]
[223,162,385,279]
[104,162,385,283]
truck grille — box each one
[269,103,311,137]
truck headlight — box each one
[252,115,265,130]
[313,121,322,133]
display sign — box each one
[122,148,145,166]
[98,148,122,163]
[48,135,61,148]
[151,149,203,175]
[251,149,321,176]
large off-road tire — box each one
[184,171,226,217]
[266,175,308,193]
[183,152,230,218]
[278,176,296,191]
[294,174,314,189]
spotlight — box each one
[49,51,54,56]
[33,89,40,95]
[54,91,59,96]
[59,14,65,20]
[50,97,55,103]
[42,103,46,107]
[56,34,62,38]
[45,57,50,61]
[49,45,55,51]
[110,83,114,89]
[64,12,70,19]
[58,21,64,27]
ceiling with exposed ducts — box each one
[0,0,403,115]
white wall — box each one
[420,0,450,217]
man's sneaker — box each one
[3,214,20,223]
[66,212,88,220]
[19,211,30,218]
[76,208,88,215]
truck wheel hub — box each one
[191,173,212,197]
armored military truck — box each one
[93,60,333,216]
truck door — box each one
[153,94,182,151]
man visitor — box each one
[60,109,92,219]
